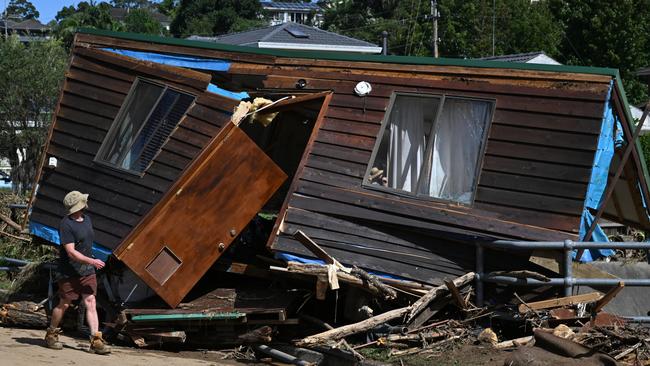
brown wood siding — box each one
[257,67,607,284]
[30,49,237,250]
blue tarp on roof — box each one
[102,48,249,100]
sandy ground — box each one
[0,326,243,366]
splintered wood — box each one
[296,272,475,347]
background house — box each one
[262,1,323,27]
[0,18,50,42]
[188,22,382,54]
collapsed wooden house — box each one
[26,28,650,307]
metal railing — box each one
[475,240,650,320]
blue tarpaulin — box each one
[102,48,249,100]
[577,81,617,262]
[29,221,111,261]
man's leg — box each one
[50,298,70,329]
[83,293,110,355]
[81,294,98,335]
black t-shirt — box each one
[58,215,95,278]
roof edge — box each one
[76,27,620,77]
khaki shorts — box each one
[58,274,97,301]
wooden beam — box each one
[592,282,624,314]
[517,292,603,313]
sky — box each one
[0,0,85,23]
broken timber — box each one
[517,292,603,313]
[296,272,474,346]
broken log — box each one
[296,307,410,347]
[350,266,396,300]
[0,213,22,232]
[285,262,385,297]
[406,272,475,323]
[0,301,48,328]
[296,272,475,347]
[444,280,467,310]
[495,335,534,349]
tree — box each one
[170,0,266,37]
[0,37,67,193]
[124,8,163,34]
[322,0,562,58]
[3,0,39,21]
[53,2,123,47]
[549,0,650,104]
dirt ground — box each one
[0,326,245,366]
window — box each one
[365,93,493,204]
[96,79,195,174]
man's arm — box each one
[62,243,105,269]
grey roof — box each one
[479,51,552,63]
[0,19,49,31]
[261,1,322,11]
[188,22,379,49]
[110,7,171,23]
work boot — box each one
[44,327,63,350]
[89,332,111,355]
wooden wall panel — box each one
[30,48,237,251]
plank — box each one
[66,66,132,94]
[474,202,580,233]
[57,106,113,131]
[485,140,595,168]
[301,166,363,189]
[47,141,173,194]
[493,109,602,135]
[315,130,375,151]
[478,170,587,200]
[71,53,136,83]
[310,141,371,165]
[304,154,367,179]
[489,124,599,151]
[179,116,222,138]
[482,155,592,183]
[74,47,211,92]
[320,117,381,137]
[517,292,603,313]
[475,186,584,216]
[53,118,107,143]
[63,79,126,107]
[59,93,119,120]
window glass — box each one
[366,94,492,204]
[97,79,194,174]
[101,81,163,167]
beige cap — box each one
[63,191,89,215]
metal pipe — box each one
[0,266,20,272]
[475,244,484,307]
[254,345,312,366]
[484,276,650,287]
[563,240,573,297]
[484,241,650,250]
[0,257,30,266]
[622,316,650,323]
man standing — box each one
[44,191,111,355]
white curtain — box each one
[387,97,427,192]
[426,98,490,203]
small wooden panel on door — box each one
[114,122,287,307]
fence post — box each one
[563,239,573,297]
[476,243,484,307]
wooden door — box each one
[114,121,287,307]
